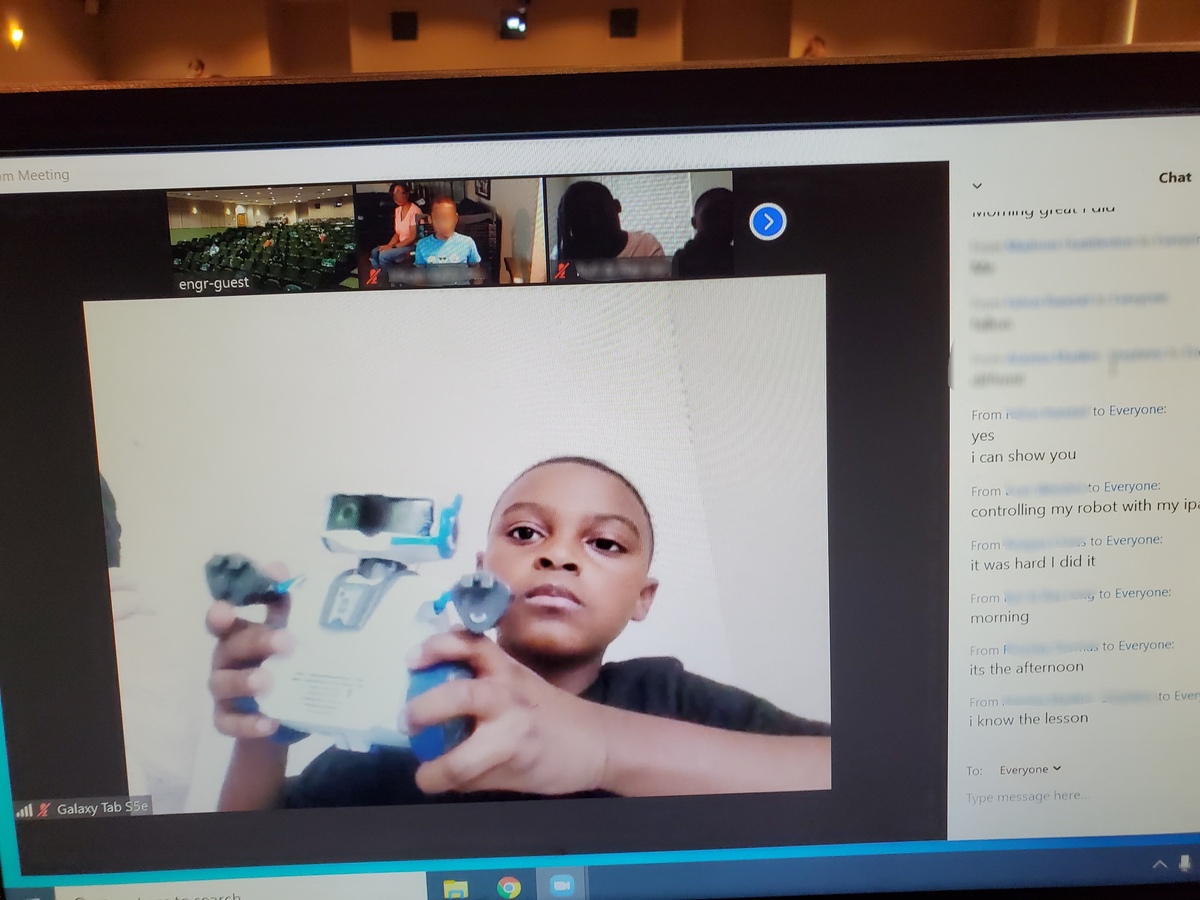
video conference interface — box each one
[2,111,1199,897]
[1,158,949,882]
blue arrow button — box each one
[749,202,787,241]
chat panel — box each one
[948,142,1200,841]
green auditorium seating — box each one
[171,218,356,292]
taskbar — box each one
[4,835,1200,900]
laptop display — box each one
[0,52,1197,900]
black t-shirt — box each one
[278,656,830,808]
[672,236,734,279]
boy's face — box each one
[430,201,459,239]
[693,190,733,243]
[482,462,657,665]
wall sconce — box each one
[10,25,24,51]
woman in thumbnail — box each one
[555,181,664,260]
[369,182,421,272]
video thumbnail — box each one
[354,178,546,288]
[545,171,733,281]
[168,185,358,295]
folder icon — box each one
[444,879,469,899]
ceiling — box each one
[167,185,352,205]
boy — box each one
[207,457,831,809]
[672,187,734,279]
[413,196,483,268]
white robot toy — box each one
[204,492,512,760]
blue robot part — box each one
[406,662,474,761]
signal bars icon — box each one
[14,803,33,818]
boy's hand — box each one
[405,630,609,796]
[205,563,294,741]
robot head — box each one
[321,493,461,566]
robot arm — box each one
[205,554,299,606]
[433,571,512,634]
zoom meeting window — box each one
[0,156,947,878]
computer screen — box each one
[0,51,1197,900]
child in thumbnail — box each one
[369,182,421,272]
[414,196,483,267]
[206,458,831,810]
[673,188,734,279]
[555,181,664,260]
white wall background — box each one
[466,179,545,284]
[85,275,827,812]
[688,170,735,208]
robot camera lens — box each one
[328,496,362,530]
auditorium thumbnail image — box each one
[168,186,358,292]
[354,178,546,288]
[545,171,734,282]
